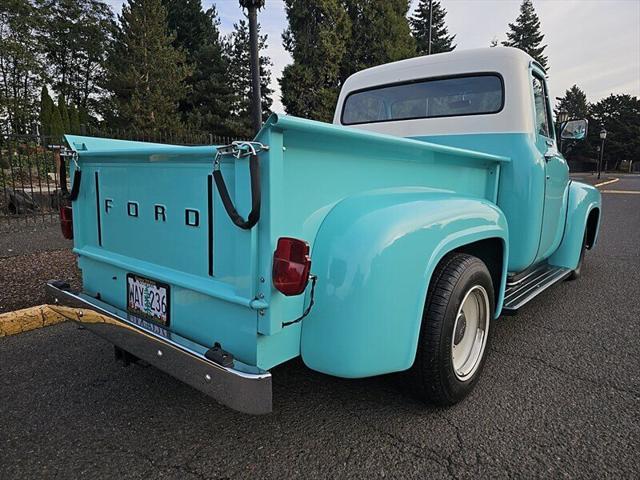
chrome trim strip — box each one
[46,281,272,415]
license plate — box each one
[126,274,170,325]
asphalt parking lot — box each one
[1,175,639,479]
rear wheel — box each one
[410,253,494,406]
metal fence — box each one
[0,130,232,232]
[0,135,62,231]
[80,125,236,147]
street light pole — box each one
[239,0,265,135]
[427,0,433,55]
[597,127,607,180]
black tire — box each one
[567,231,587,281]
[410,253,495,406]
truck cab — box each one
[334,47,597,277]
[48,47,600,414]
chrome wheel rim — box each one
[451,285,490,381]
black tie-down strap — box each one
[213,142,267,230]
[59,152,82,202]
[67,169,82,201]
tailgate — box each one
[66,136,262,365]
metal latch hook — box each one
[72,151,80,171]
[213,141,269,171]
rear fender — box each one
[549,181,602,270]
[300,187,508,378]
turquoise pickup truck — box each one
[47,48,601,414]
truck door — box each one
[532,72,570,261]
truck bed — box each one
[65,114,510,371]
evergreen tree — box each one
[49,103,64,142]
[280,0,351,121]
[502,0,548,69]
[225,19,272,138]
[555,85,590,160]
[187,39,234,134]
[340,0,415,83]
[589,94,640,171]
[555,85,589,120]
[39,86,54,135]
[162,0,232,133]
[57,95,70,132]
[69,103,81,133]
[162,0,214,59]
[78,105,91,129]
[104,0,190,132]
[411,0,455,55]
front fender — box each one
[549,181,601,270]
[300,187,508,378]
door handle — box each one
[544,139,557,161]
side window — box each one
[532,75,552,138]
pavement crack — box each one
[348,408,457,476]
[491,347,640,399]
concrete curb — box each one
[0,305,66,337]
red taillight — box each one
[59,206,74,239]
[272,237,311,296]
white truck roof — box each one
[334,47,540,137]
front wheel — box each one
[410,253,494,406]
[567,231,588,281]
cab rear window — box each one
[341,74,504,125]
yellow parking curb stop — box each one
[0,305,67,337]
[594,178,620,188]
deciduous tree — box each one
[40,0,115,117]
[0,0,44,134]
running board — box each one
[502,265,572,314]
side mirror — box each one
[560,119,588,141]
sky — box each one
[107,0,640,113]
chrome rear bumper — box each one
[45,281,272,414]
